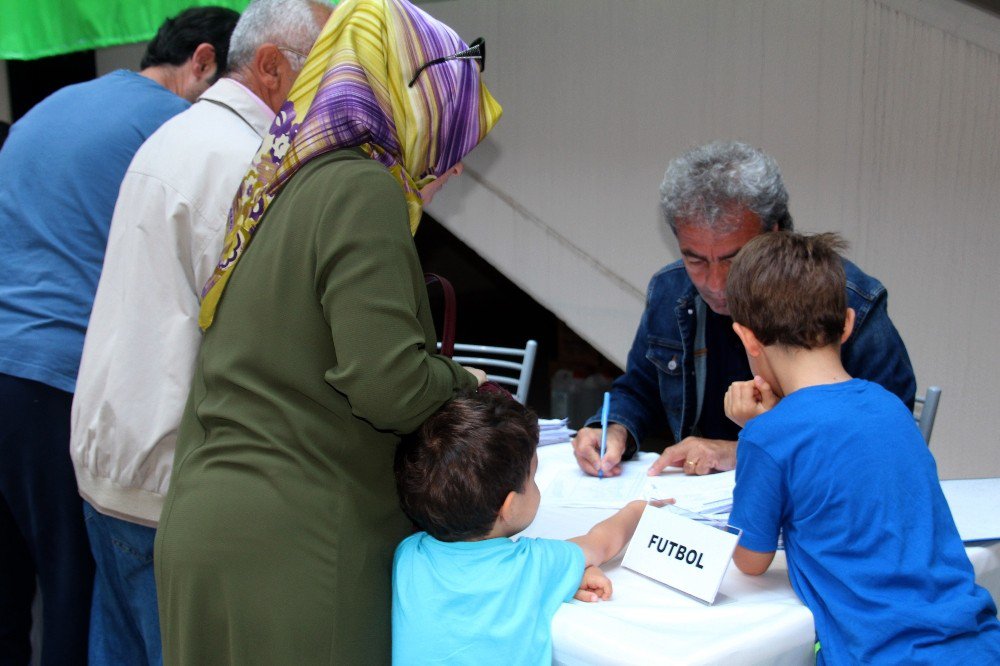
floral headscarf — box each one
[199,0,503,329]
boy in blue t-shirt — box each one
[392,393,649,665]
[723,231,1000,664]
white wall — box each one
[422,0,1000,479]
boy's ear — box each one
[840,308,856,344]
[497,490,518,525]
[732,322,764,357]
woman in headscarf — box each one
[153,1,501,663]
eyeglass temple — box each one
[407,42,483,88]
[449,42,482,61]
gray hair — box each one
[227,0,330,72]
[659,141,793,234]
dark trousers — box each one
[0,374,93,666]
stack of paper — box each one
[647,470,735,520]
[538,418,575,446]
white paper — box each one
[541,464,648,508]
[539,452,737,512]
[940,478,1000,542]
[538,417,575,447]
[646,469,736,517]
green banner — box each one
[1,0,252,60]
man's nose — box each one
[707,263,727,292]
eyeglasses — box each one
[278,46,309,70]
[407,37,485,88]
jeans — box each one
[83,503,161,666]
[0,373,93,666]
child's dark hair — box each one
[395,392,538,542]
[140,6,241,76]
[727,231,849,349]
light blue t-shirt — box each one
[729,379,1000,665]
[392,532,585,665]
[0,70,189,392]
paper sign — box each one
[622,504,741,604]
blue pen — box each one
[598,391,610,480]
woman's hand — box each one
[463,366,487,386]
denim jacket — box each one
[587,259,916,453]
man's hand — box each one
[646,437,737,476]
[572,424,628,477]
[574,565,612,602]
[724,376,778,427]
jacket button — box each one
[687,309,693,315]
[667,358,678,371]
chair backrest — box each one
[439,340,538,404]
[914,386,942,445]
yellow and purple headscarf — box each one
[199,0,502,329]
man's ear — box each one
[252,43,284,91]
[191,42,218,81]
[840,308,856,344]
[732,321,764,357]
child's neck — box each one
[765,344,852,396]
[478,522,519,541]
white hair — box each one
[227,0,329,72]
[659,141,793,234]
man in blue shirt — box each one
[572,141,915,479]
[0,7,239,663]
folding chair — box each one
[914,386,942,445]
[438,340,538,404]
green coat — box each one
[155,149,476,665]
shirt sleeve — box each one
[529,538,586,607]
[583,276,672,449]
[728,436,784,553]
[311,161,476,433]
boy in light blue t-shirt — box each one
[723,231,1000,664]
[392,393,649,665]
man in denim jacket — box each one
[572,141,915,478]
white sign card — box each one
[622,504,742,604]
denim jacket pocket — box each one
[647,338,684,376]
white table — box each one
[521,444,1000,666]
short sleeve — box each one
[728,437,784,553]
[527,538,586,607]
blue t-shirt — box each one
[392,532,585,665]
[729,379,1000,664]
[0,70,189,392]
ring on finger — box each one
[685,459,698,467]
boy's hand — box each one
[574,565,612,602]
[724,376,778,428]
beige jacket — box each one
[70,79,274,526]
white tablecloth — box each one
[521,444,1000,666]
